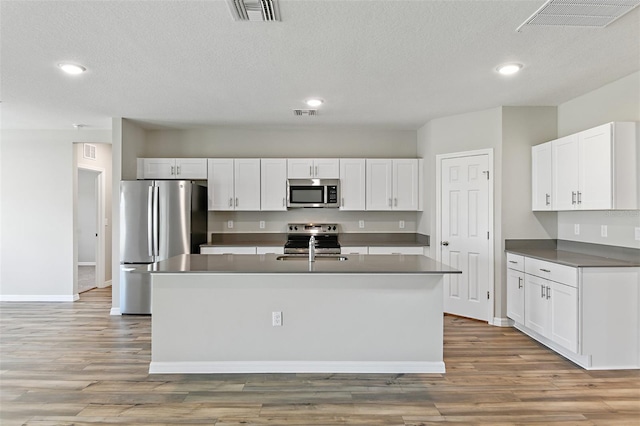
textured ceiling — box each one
[1,0,638,130]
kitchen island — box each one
[145,253,460,374]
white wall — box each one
[77,169,97,263]
[0,129,111,300]
[557,71,640,249]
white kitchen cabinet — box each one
[531,142,553,211]
[256,246,284,255]
[207,159,260,211]
[200,246,257,254]
[137,158,208,180]
[341,246,368,254]
[339,158,366,210]
[550,122,638,210]
[367,246,425,255]
[287,158,339,179]
[366,159,418,211]
[260,159,287,211]
[506,254,525,324]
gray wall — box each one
[77,169,97,263]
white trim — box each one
[514,323,591,369]
[492,317,513,327]
[110,307,121,316]
[0,294,79,302]
[436,149,495,324]
[149,361,446,375]
[99,279,112,289]
[78,262,96,266]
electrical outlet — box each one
[635,227,640,241]
[399,220,405,229]
[227,220,233,229]
[259,220,265,229]
[601,225,607,237]
[574,224,580,235]
[272,311,282,327]
[359,220,365,228]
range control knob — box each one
[289,226,293,230]
[294,226,298,230]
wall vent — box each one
[517,0,640,31]
[83,144,97,160]
[227,0,280,21]
[293,109,318,116]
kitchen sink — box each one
[276,255,349,261]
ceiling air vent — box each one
[517,0,640,31]
[293,109,318,116]
[227,0,280,21]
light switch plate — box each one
[227,220,233,229]
[601,225,607,237]
[259,221,265,229]
[359,220,365,228]
[574,224,580,235]
[635,227,640,241]
[399,220,405,229]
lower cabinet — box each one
[506,267,525,325]
[367,246,425,255]
[200,246,257,255]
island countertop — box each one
[141,253,460,274]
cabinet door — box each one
[368,246,425,255]
[507,268,525,324]
[524,274,549,337]
[366,159,393,210]
[339,159,366,210]
[532,142,553,211]
[260,159,287,211]
[175,158,207,179]
[393,159,418,210]
[287,159,314,178]
[141,158,175,179]
[549,281,578,353]
[234,159,261,211]
[207,159,234,211]
[314,159,340,178]
[552,135,579,210]
[578,123,612,210]
[256,246,284,255]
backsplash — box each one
[557,210,640,249]
[207,210,419,235]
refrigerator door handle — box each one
[147,186,154,257]
[153,185,160,258]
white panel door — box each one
[524,274,549,337]
[552,135,579,210]
[175,158,207,179]
[314,159,340,178]
[234,159,261,211]
[441,154,490,321]
[287,159,314,178]
[366,159,393,210]
[207,159,234,211]
[339,158,366,210]
[549,281,578,352]
[393,159,418,210]
[506,268,525,324]
[261,159,287,211]
[578,123,612,210]
[531,142,553,211]
[142,158,175,179]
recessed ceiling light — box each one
[497,63,523,75]
[58,63,86,75]
[306,99,324,107]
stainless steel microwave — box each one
[287,179,340,208]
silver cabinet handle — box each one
[540,268,551,273]
[171,166,175,176]
[518,277,523,289]
[341,197,344,207]
[508,260,518,264]
[235,197,238,207]
[546,285,551,299]
[309,165,313,176]
[545,193,550,206]
[441,241,449,246]
[577,191,582,204]
[541,285,545,298]
[388,198,392,207]
[315,166,318,176]
[572,191,576,205]
[176,166,181,175]
[282,197,285,207]
[394,198,398,207]
[229,198,233,207]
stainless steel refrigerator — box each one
[119,180,206,314]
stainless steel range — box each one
[284,223,341,255]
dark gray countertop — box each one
[140,253,459,274]
[202,233,429,247]
[505,239,640,268]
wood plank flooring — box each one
[1,287,638,425]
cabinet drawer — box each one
[506,253,525,271]
[525,257,577,287]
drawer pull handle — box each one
[540,268,551,273]
[508,260,518,264]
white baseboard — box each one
[491,317,513,327]
[0,294,79,302]
[78,262,96,266]
[149,361,446,375]
[99,280,112,289]
[110,307,121,316]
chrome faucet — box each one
[308,235,316,262]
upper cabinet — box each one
[532,142,553,211]
[366,159,418,211]
[339,158,366,210]
[207,159,261,211]
[137,158,207,180]
[287,159,340,179]
[534,122,638,211]
[260,159,287,211]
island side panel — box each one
[150,273,444,373]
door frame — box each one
[76,165,106,292]
[436,148,494,323]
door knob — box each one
[441,241,449,246]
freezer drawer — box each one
[120,265,152,314]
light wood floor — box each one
[1,288,638,425]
